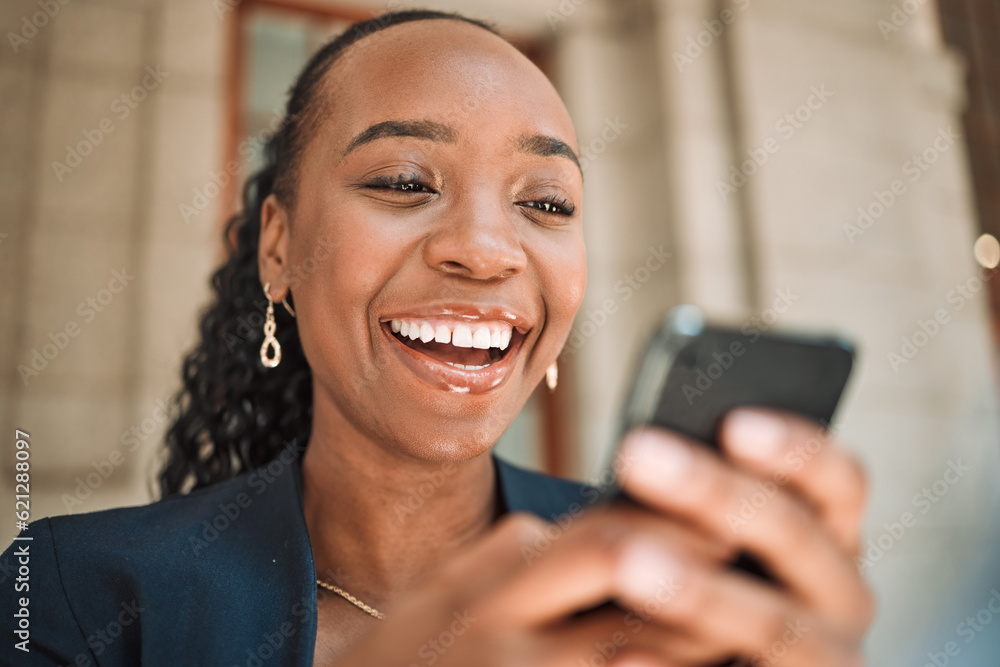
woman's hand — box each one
[593,407,877,665]
[332,407,874,666]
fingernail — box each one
[726,410,787,459]
[619,430,692,487]
[616,537,683,600]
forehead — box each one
[318,19,578,152]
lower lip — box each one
[380,322,525,395]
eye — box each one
[365,172,434,194]
[520,195,576,217]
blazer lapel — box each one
[491,452,598,522]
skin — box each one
[257,18,874,667]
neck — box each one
[301,404,500,609]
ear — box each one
[258,193,291,301]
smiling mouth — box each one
[382,317,523,371]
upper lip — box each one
[379,302,533,334]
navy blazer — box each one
[1,439,598,666]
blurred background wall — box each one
[1,0,998,664]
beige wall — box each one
[2,0,998,664]
[696,1,1000,662]
[0,0,223,519]
[557,0,1000,663]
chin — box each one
[376,399,521,464]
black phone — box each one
[595,303,856,507]
[577,305,855,660]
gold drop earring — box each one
[259,282,295,368]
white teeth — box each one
[472,327,491,349]
[451,324,473,348]
[445,361,489,371]
[388,317,517,352]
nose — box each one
[422,190,528,281]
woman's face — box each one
[272,19,586,461]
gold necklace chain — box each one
[316,578,386,620]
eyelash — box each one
[364,174,576,217]
[523,195,576,217]
[366,173,429,192]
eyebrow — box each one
[516,134,582,176]
[341,120,457,159]
[340,119,583,176]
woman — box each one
[2,9,873,666]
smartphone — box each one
[569,305,855,633]
[595,303,855,500]
[591,304,855,581]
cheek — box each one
[537,232,587,334]
[287,204,409,371]
[298,194,414,296]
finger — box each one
[615,429,874,633]
[718,408,868,556]
[598,504,735,566]
[469,504,711,629]
[423,505,727,632]
[550,606,730,665]
[516,500,735,569]
[532,604,693,667]
[609,538,865,666]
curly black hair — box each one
[158,9,503,497]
